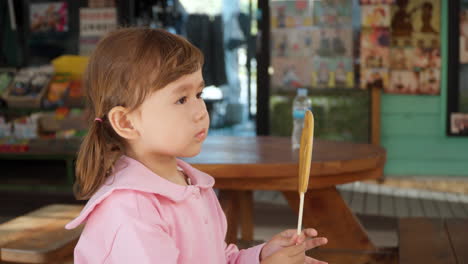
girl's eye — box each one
[176,96,187,104]
[196,92,204,99]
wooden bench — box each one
[0,204,83,264]
[399,218,468,264]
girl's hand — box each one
[260,228,328,264]
[260,242,306,264]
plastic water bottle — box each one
[292,88,312,150]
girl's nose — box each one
[194,100,208,122]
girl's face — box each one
[133,69,209,158]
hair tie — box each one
[94,117,103,123]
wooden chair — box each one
[0,204,83,264]
[399,218,468,264]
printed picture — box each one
[334,58,353,87]
[271,1,312,28]
[316,28,353,58]
[362,5,391,28]
[391,0,440,39]
[388,70,418,94]
[30,2,68,32]
[271,57,313,91]
[412,39,441,71]
[451,113,468,135]
[271,28,319,58]
[361,68,389,90]
[361,28,391,68]
[419,68,440,95]
[360,0,395,4]
[390,47,413,70]
[312,57,333,88]
[313,0,352,27]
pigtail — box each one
[74,116,123,200]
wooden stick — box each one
[297,110,314,235]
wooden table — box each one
[184,136,386,250]
[0,204,83,263]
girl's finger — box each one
[305,237,328,250]
[280,229,298,238]
[295,233,306,245]
[305,256,328,264]
[303,228,318,237]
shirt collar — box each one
[66,155,215,229]
[107,155,215,202]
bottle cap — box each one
[297,88,308,96]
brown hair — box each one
[74,28,204,200]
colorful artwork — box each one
[312,57,333,88]
[362,5,391,28]
[312,57,354,88]
[361,28,390,68]
[30,2,68,32]
[412,35,440,71]
[315,28,353,57]
[271,1,312,28]
[271,57,313,91]
[391,0,440,39]
[360,0,395,4]
[333,57,354,88]
[451,113,468,135]
[271,28,319,58]
[361,68,389,90]
[390,47,413,70]
[313,0,352,27]
[419,68,440,94]
[388,70,418,94]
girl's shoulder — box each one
[66,189,167,230]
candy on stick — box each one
[297,110,314,235]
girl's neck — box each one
[126,150,187,186]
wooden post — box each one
[371,86,381,146]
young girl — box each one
[65,28,328,264]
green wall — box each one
[381,0,468,176]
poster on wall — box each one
[79,8,117,55]
[312,0,352,27]
[373,0,441,95]
[451,113,468,135]
[315,28,353,58]
[28,2,70,63]
[30,2,68,33]
[312,56,354,88]
[360,68,389,90]
[362,5,391,28]
[361,28,390,68]
[388,70,418,93]
[271,28,318,58]
[270,1,312,29]
[360,0,395,4]
[390,47,413,69]
[271,57,313,92]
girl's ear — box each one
[107,106,139,140]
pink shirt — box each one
[66,156,264,263]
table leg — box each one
[219,190,240,244]
[282,187,376,250]
[239,191,254,242]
